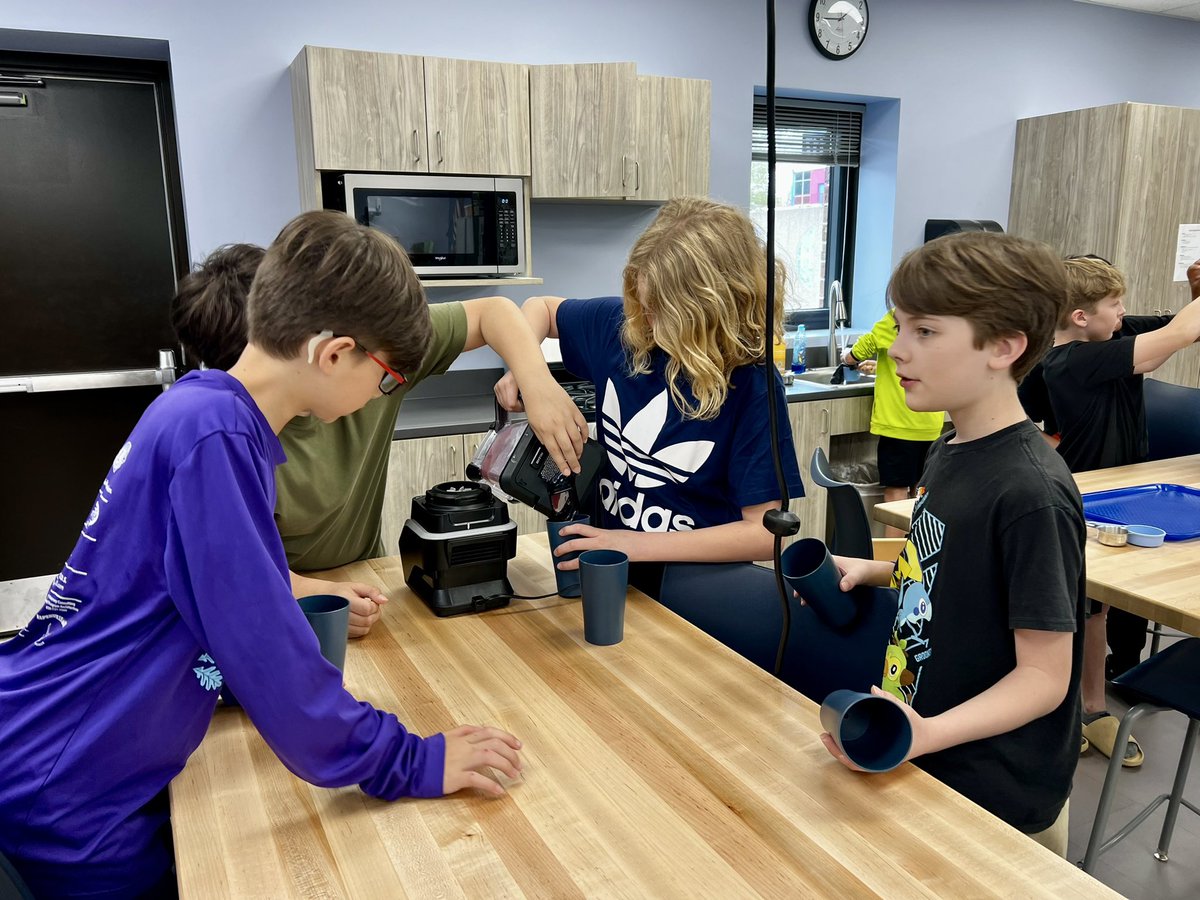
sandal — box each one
[1081,714,1144,767]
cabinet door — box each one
[787,400,831,541]
[462,432,547,535]
[631,75,711,201]
[380,435,463,556]
[300,46,426,172]
[530,63,636,199]
[424,58,531,176]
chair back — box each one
[809,447,875,558]
[0,850,36,900]
[658,561,898,704]
[1144,378,1200,462]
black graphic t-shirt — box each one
[887,419,1085,833]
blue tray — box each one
[1082,483,1200,541]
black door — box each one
[0,52,186,585]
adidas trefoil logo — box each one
[600,380,714,489]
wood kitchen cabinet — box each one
[379,435,464,557]
[530,62,637,199]
[628,75,711,201]
[291,47,531,208]
[1009,102,1200,388]
[788,399,833,541]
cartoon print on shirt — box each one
[888,493,945,705]
[597,379,713,531]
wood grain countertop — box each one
[170,535,1114,898]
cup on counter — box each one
[820,689,913,773]
[297,594,351,672]
[546,515,590,598]
[780,538,857,628]
[1096,524,1129,547]
[579,549,629,645]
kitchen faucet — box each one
[827,279,847,367]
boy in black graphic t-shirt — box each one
[824,233,1085,858]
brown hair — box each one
[247,210,431,374]
[621,197,786,420]
[887,232,1068,381]
[1061,256,1127,328]
[171,243,264,371]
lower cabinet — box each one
[788,400,832,542]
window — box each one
[751,97,862,330]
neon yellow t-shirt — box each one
[274,302,468,571]
[849,311,944,442]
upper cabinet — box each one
[1009,102,1200,389]
[530,64,711,201]
[630,75,711,201]
[423,57,531,176]
[291,46,530,183]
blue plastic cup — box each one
[820,689,913,773]
[780,538,857,628]
[297,594,351,673]
[547,515,591,598]
[579,549,629,645]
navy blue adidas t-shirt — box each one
[557,297,804,533]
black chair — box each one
[1081,638,1200,873]
[658,560,898,704]
[1144,378,1200,462]
[0,850,35,900]
[809,447,874,559]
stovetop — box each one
[549,363,596,421]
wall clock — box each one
[809,0,869,60]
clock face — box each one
[809,0,869,60]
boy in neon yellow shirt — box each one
[844,310,944,535]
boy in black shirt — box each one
[825,233,1085,857]
[1030,256,1200,766]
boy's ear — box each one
[1068,307,1089,328]
[987,331,1028,372]
[313,335,358,373]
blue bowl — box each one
[1126,524,1166,548]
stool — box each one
[1081,637,1200,873]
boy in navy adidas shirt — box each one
[496,198,804,594]
[0,212,523,899]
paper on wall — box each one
[1174,224,1200,281]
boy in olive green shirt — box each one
[172,244,585,635]
[844,310,944,535]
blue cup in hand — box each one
[820,689,912,773]
[780,538,857,628]
[547,515,590,598]
[297,594,351,673]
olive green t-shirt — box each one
[275,302,468,571]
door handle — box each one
[0,92,28,107]
[436,130,444,164]
[0,354,178,394]
[621,154,628,189]
[634,159,640,192]
[411,129,421,164]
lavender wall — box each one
[3,0,1200,348]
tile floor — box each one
[1067,633,1200,899]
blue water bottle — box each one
[791,325,807,374]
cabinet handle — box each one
[634,159,640,192]
[1165,308,1173,316]
[621,154,628,189]
[1154,308,1161,316]
[821,407,830,435]
[411,129,420,163]
[436,130,444,164]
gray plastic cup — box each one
[546,515,591,598]
[297,594,351,672]
[579,549,629,645]
[820,689,913,773]
[780,538,857,628]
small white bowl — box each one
[1126,525,1166,548]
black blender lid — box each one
[424,480,494,512]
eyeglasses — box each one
[307,329,407,396]
[358,345,406,395]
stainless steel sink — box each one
[790,367,875,387]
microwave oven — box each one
[322,172,526,278]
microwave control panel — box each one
[497,193,519,266]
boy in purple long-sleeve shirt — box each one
[0,211,523,899]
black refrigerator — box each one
[0,47,188,629]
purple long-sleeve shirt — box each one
[0,370,444,899]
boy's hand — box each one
[442,724,524,796]
[830,554,879,592]
[820,686,926,771]
[320,581,388,638]
[520,377,588,476]
[1188,259,1200,300]
[857,359,877,375]
[550,522,637,569]
[493,371,522,412]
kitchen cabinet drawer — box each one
[830,395,872,435]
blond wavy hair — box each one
[621,197,785,420]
